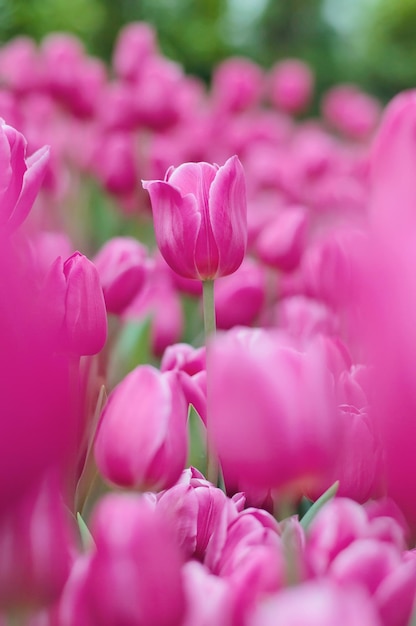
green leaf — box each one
[300,481,339,531]
[77,512,95,551]
[187,403,207,476]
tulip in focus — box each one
[142,155,247,281]
[94,365,188,491]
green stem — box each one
[202,279,216,339]
[202,279,218,486]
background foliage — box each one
[0,0,415,100]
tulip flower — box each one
[142,155,247,281]
[208,328,339,495]
[247,581,382,626]
[43,251,108,356]
[0,477,75,610]
[268,59,314,114]
[94,365,188,491]
[67,494,185,626]
[93,237,147,315]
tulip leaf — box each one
[300,481,339,531]
[187,403,207,476]
[77,512,95,551]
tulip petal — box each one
[143,180,202,279]
[0,126,26,226]
[8,145,50,231]
[209,155,247,277]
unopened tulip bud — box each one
[93,237,147,314]
[268,59,314,114]
[62,252,107,355]
[142,156,247,281]
[94,365,188,491]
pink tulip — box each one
[112,22,157,82]
[70,494,185,626]
[268,59,314,114]
[214,257,266,330]
[182,561,235,626]
[93,237,147,314]
[208,328,339,494]
[44,252,107,356]
[157,474,235,560]
[161,343,207,424]
[247,581,382,626]
[40,34,106,117]
[0,476,75,610]
[353,92,416,529]
[322,84,380,140]
[0,233,78,506]
[206,508,286,623]
[142,155,247,280]
[94,365,188,491]
[91,131,138,196]
[0,37,42,93]
[211,58,264,113]
[0,120,50,232]
[256,206,309,272]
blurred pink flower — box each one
[208,328,339,495]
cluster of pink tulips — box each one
[1,19,416,626]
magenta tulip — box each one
[208,329,339,495]
[93,237,147,314]
[94,365,188,491]
[142,155,247,280]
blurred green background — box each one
[0,0,415,101]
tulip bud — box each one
[142,155,247,281]
[268,59,314,114]
[321,85,380,140]
[93,237,147,314]
[214,257,266,330]
[211,58,264,113]
[94,365,188,491]
[72,494,185,626]
[63,252,107,355]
